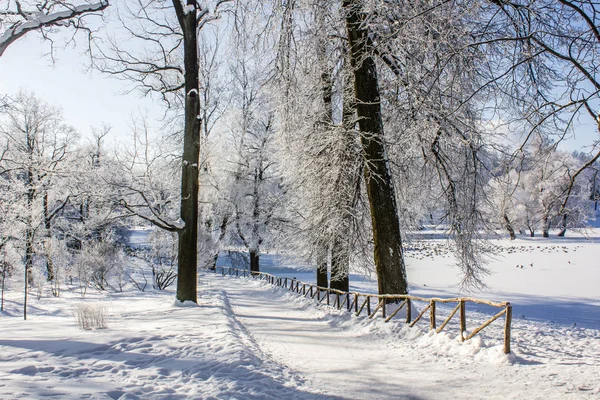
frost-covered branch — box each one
[0,1,109,57]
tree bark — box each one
[250,249,260,273]
[504,214,516,240]
[330,236,349,292]
[557,214,568,237]
[343,0,408,295]
[173,0,201,303]
[316,243,329,288]
[43,192,54,281]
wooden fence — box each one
[213,266,513,354]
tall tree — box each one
[343,0,407,295]
[91,1,232,303]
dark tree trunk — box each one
[173,0,201,303]
[528,227,535,237]
[542,216,550,238]
[557,214,568,237]
[43,192,54,281]
[504,214,516,240]
[330,236,349,292]
[250,249,260,273]
[343,0,408,295]
[316,243,328,288]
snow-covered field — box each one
[1,231,599,399]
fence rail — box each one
[212,266,512,354]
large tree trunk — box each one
[343,0,408,295]
[173,0,201,303]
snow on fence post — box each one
[459,299,466,341]
[504,303,512,354]
[430,300,436,330]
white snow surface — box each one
[1,232,599,399]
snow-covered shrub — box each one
[74,303,108,330]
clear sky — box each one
[0,30,163,143]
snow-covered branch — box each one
[0,1,109,57]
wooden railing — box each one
[212,267,513,354]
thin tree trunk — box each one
[315,6,333,289]
[43,192,54,281]
[250,249,260,273]
[343,0,408,295]
[1,252,5,311]
[316,243,328,288]
[207,214,229,271]
[173,0,201,303]
[330,236,349,292]
[542,216,550,238]
[504,214,516,240]
[557,214,568,237]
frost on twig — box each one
[0,1,109,57]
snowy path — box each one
[212,272,600,400]
[0,289,336,399]
[1,271,598,399]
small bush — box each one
[74,303,108,330]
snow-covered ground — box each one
[1,231,599,399]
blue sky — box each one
[0,30,162,143]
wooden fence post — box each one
[382,298,387,319]
[347,293,351,311]
[459,299,466,341]
[327,290,330,306]
[367,296,371,315]
[504,303,512,354]
[406,298,411,324]
[354,294,359,313]
[430,300,436,330]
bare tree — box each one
[91,0,232,303]
[0,91,78,318]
